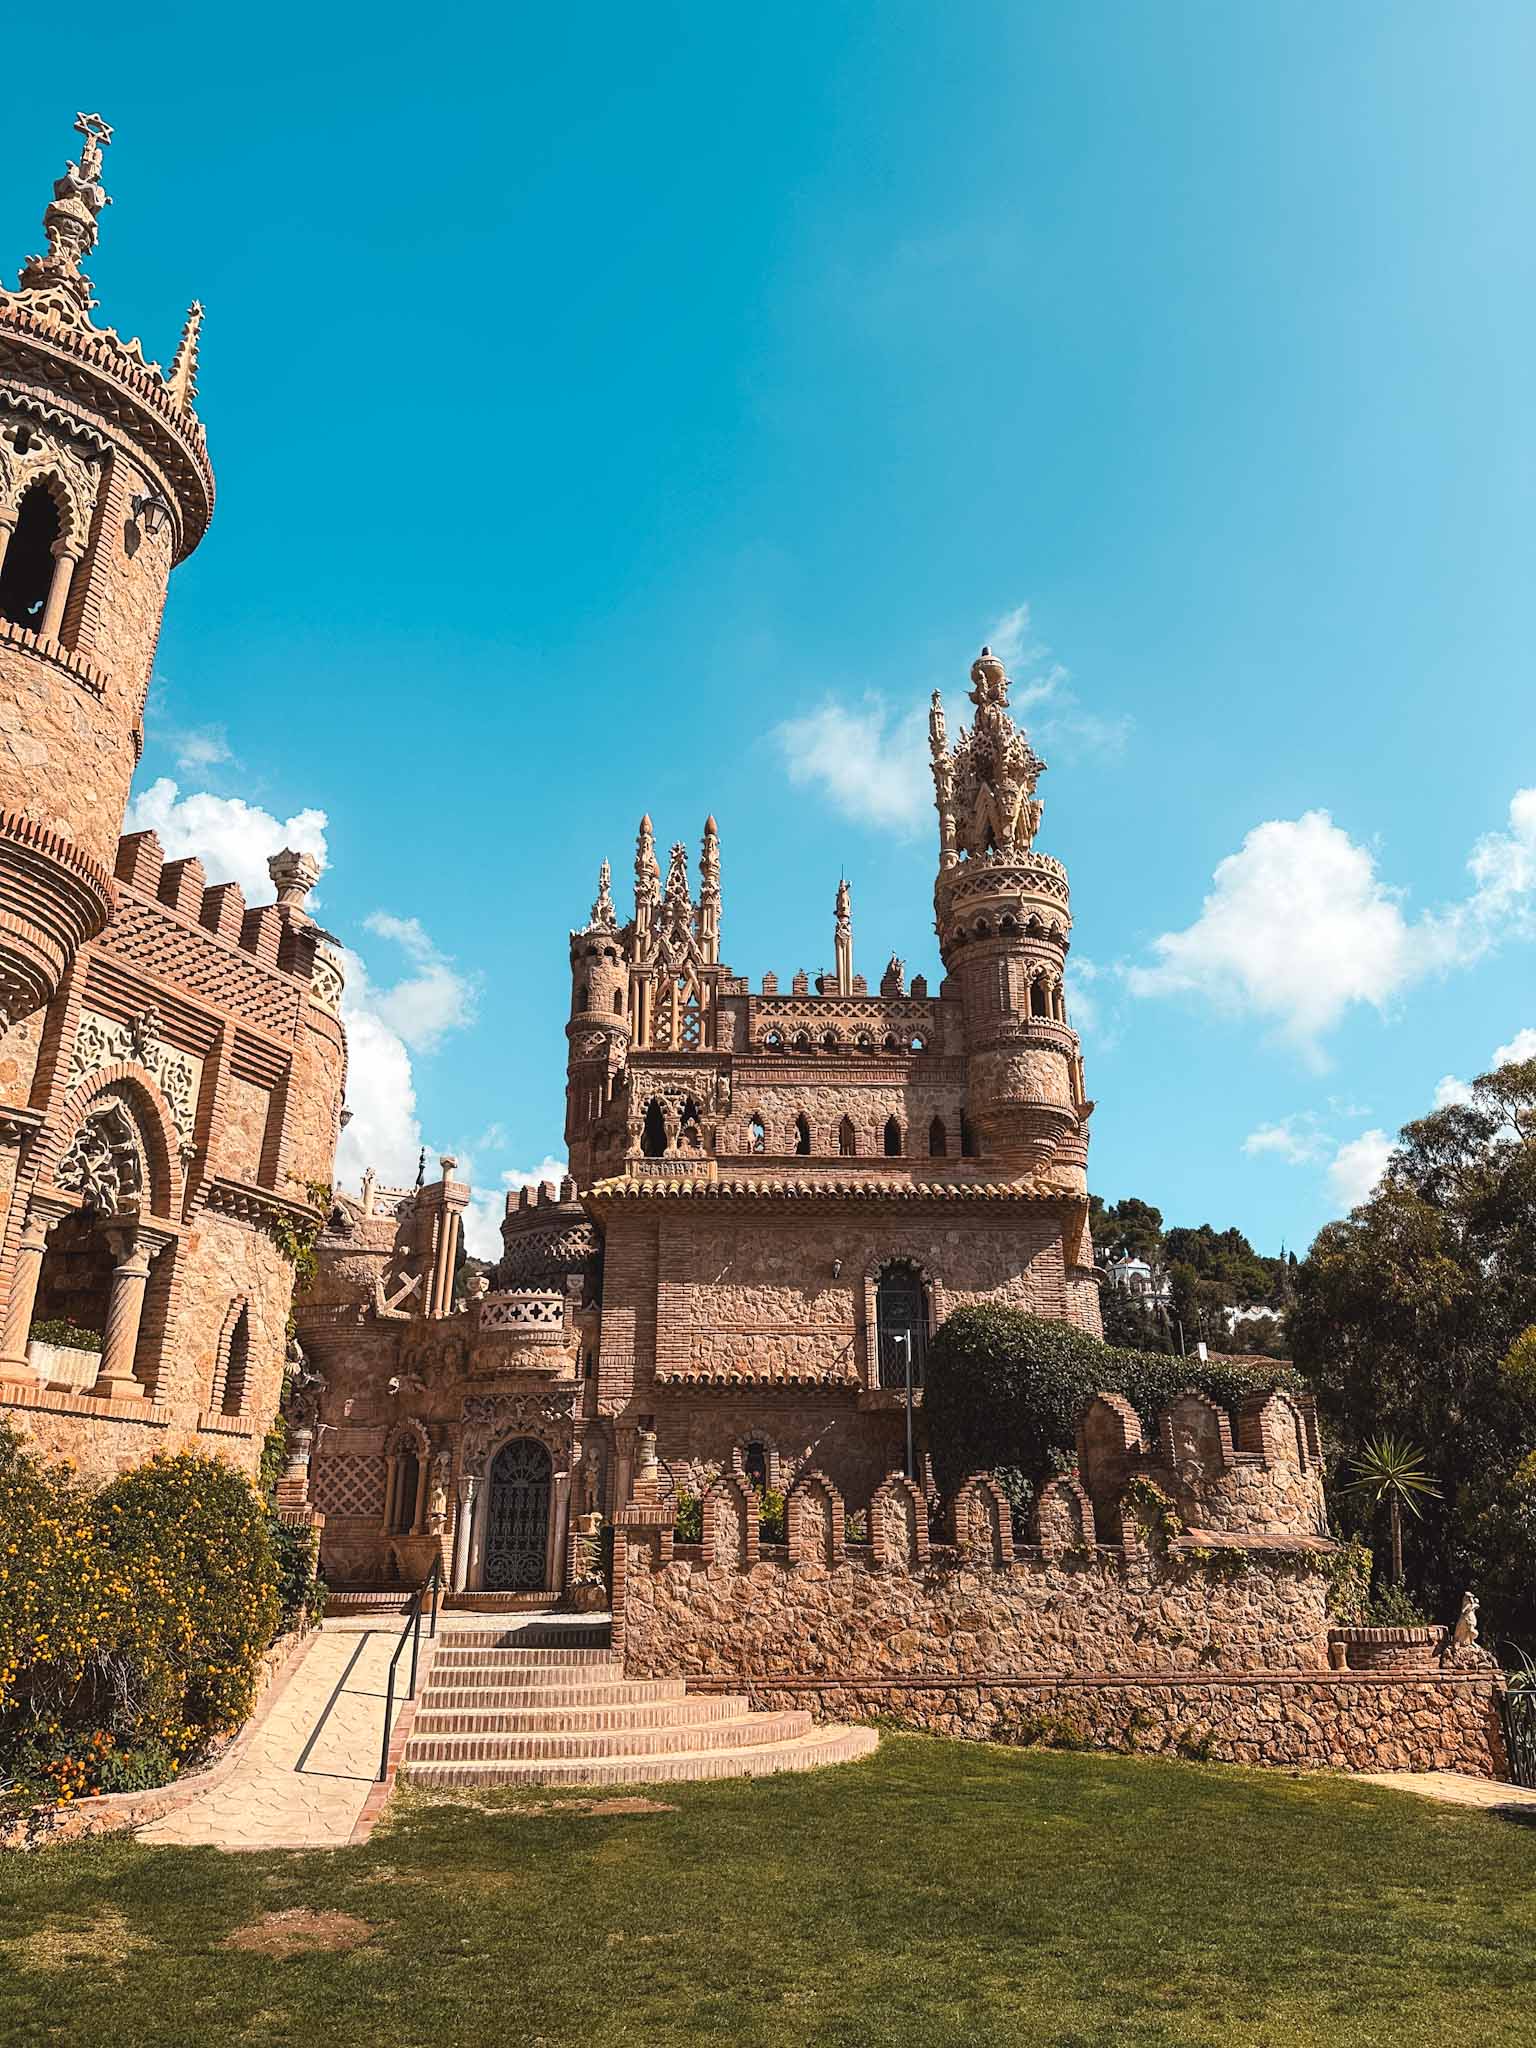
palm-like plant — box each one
[1341,1435,1442,1585]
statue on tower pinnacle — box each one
[15,114,114,323]
[930,645,1046,864]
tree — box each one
[1341,1435,1441,1584]
[1291,1056,1536,1647]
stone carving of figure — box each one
[1453,1589,1479,1646]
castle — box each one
[300,641,1103,1597]
[0,118,347,1479]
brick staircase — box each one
[401,1620,878,1788]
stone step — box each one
[439,1625,612,1651]
[406,1709,812,1764]
[402,1722,881,1789]
[412,1695,751,1737]
[442,1591,558,1612]
[430,1646,621,1670]
[423,1678,690,1711]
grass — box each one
[1,1734,1534,2047]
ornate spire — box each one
[589,858,616,931]
[662,841,692,913]
[15,114,114,322]
[167,301,204,411]
[834,877,853,997]
[634,815,659,935]
[697,815,721,963]
[931,646,1046,863]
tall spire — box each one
[589,858,616,932]
[834,876,853,997]
[634,815,659,935]
[16,114,113,323]
[697,815,721,963]
[167,301,204,411]
[931,646,1046,864]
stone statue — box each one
[1453,1589,1479,1647]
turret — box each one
[0,116,215,1027]
[930,646,1090,1180]
[566,858,630,1185]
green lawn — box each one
[1,1735,1533,2047]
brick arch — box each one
[11,464,88,550]
[36,1061,185,1222]
[384,1417,434,1461]
[861,1250,940,1389]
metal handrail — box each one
[377,1557,442,1781]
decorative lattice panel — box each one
[312,1453,385,1519]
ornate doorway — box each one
[483,1438,553,1591]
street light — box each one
[893,1328,916,1482]
[130,490,174,541]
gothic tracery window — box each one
[0,482,61,629]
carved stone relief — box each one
[54,1092,146,1215]
[69,1007,199,1159]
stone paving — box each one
[138,1626,414,1851]
[1359,1769,1536,1816]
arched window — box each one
[764,1029,783,1051]
[1030,977,1049,1017]
[883,1116,902,1157]
[212,1299,252,1415]
[876,1261,928,1388]
[837,1116,857,1157]
[928,1115,947,1157]
[960,1113,979,1158]
[0,483,61,630]
[747,1113,766,1154]
[640,1098,667,1156]
[575,981,589,1016]
[794,1114,811,1155]
[392,1446,420,1534]
[744,1441,769,1493]
[613,989,625,1014]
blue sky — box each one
[9,4,1533,1257]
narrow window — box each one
[883,1115,902,1157]
[641,1098,667,1156]
[221,1303,252,1415]
[838,1116,857,1157]
[613,989,625,1014]
[575,981,589,1015]
[961,1113,979,1158]
[876,1262,928,1388]
[928,1115,947,1157]
[744,1441,769,1493]
[747,1113,766,1153]
[794,1114,811,1155]
[0,483,61,629]
[1031,977,1049,1018]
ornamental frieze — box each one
[69,1005,199,1158]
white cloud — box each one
[332,918,476,1192]
[773,695,930,833]
[1432,1074,1474,1109]
[1243,1115,1328,1165]
[1065,956,1101,1036]
[123,777,329,905]
[454,1149,569,1262]
[1128,794,1536,1059]
[1328,1129,1394,1211]
[168,724,233,773]
[1493,1026,1536,1067]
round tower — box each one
[0,115,214,1026]
[930,646,1091,1182]
[565,859,630,1186]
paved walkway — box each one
[1359,1770,1536,1816]
[138,1627,412,1850]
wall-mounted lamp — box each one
[130,489,174,540]
[831,1258,842,1279]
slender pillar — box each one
[411,1452,430,1535]
[0,1206,54,1384]
[451,1477,478,1590]
[381,1453,399,1535]
[93,1226,155,1402]
[0,514,15,587]
[40,546,80,642]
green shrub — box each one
[924,1306,1300,1494]
[1362,1580,1429,1627]
[0,1424,281,1806]
[674,1489,702,1543]
[26,1318,102,1353]
[758,1487,787,1544]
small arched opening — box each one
[640,1098,667,1156]
[960,1113,979,1158]
[0,482,62,630]
[928,1115,947,1157]
[1031,977,1049,1018]
[747,1113,766,1154]
[837,1116,857,1157]
[883,1115,902,1157]
[794,1114,812,1156]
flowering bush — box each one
[0,1423,280,1807]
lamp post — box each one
[895,1328,915,1482]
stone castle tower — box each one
[929,644,1091,1185]
[0,119,347,1481]
[0,115,213,1028]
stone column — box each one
[93,1224,158,1402]
[0,1203,57,1386]
[411,1452,431,1535]
[0,513,15,586]
[381,1454,399,1535]
[450,1476,478,1591]
[40,546,80,642]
